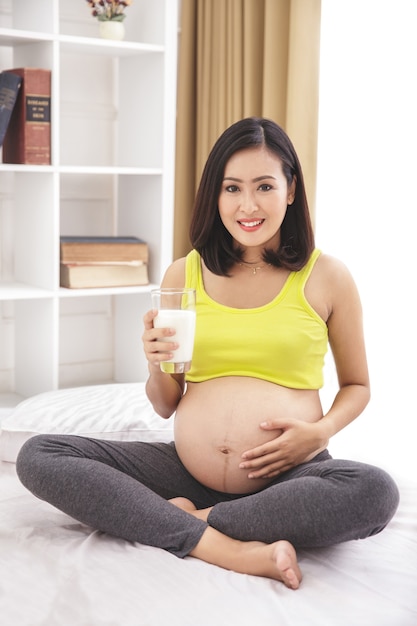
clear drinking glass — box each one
[151,288,196,373]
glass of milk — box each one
[151,288,196,374]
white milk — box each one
[154,309,196,372]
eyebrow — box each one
[223,175,277,182]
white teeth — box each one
[240,220,262,227]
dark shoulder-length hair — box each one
[189,116,315,275]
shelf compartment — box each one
[0,171,58,293]
[15,298,58,397]
[59,294,114,388]
[59,49,164,169]
[13,172,58,291]
[2,0,55,35]
[59,0,168,47]
[114,293,151,382]
[58,292,150,387]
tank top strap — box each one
[291,248,321,291]
[185,249,202,291]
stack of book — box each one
[60,236,149,288]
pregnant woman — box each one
[16,117,399,590]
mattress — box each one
[1,383,416,626]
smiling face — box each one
[218,146,296,260]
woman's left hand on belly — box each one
[239,418,328,479]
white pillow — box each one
[0,382,174,463]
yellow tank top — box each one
[185,249,328,389]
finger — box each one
[239,450,278,470]
[142,325,177,346]
[248,469,280,479]
[143,309,158,329]
[143,329,179,364]
[241,441,277,461]
[259,420,287,430]
[247,460,292,479]
[147,339,178,361]
[247,465,280,479]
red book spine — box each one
[2,68,51,165]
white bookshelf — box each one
[0,0,178,406]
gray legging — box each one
[16,435,399,558]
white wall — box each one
[316,0,417,482]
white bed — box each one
[1,383,416,626]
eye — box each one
[225,184,239,193]
[258,183,273,191]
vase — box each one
[99,21,125,41]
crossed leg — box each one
[169,496,302,590]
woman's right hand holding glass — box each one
[142,309,184,418]
[142,309,178,371]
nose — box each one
[241,191,258,214]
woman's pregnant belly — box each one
[174,377,324,494]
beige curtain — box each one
[174,0,321,259]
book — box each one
[0,71,22,147]
[60,236,148,264]
[60,262,149,289]
[2,68,51,165]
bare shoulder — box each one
[314,252,355,287]
[161,257,187,287]
[307,252,361,321]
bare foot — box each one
[169,497,197,513]
[235,539,301,589]
[270,540,302,589]
[170,501,302,589]
[191,527,302,590]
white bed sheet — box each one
[1,459,416,626]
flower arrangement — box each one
[85,0,132,22]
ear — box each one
[287,175,297,205]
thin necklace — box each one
[239,261,272,275]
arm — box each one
[240,255,370,477]
[142,258,188,418]
[315,257,370,439]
